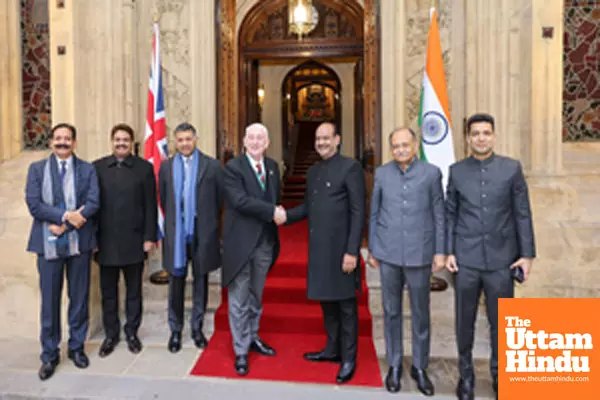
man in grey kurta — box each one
[286,122,366,384]
[368,127,444,396]
[445,113,535,400]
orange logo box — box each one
[499,298,600,400]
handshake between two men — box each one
[273,205,287,226]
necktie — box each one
[60,160,67,184]
[256,163,265,191]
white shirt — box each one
[245,152,265,179]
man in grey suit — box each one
[222,123,282,376]
[159,122,223,353]
[368,127,445,396]
[445,113,535,400]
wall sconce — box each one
[257,84,265,107]
[288,0,318,40]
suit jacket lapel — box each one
[266,159,277,201]
[195,151,208,188]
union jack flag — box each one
[144,23,168,240]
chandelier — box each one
[288,0,318,40]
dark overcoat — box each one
[287,153,366,301]
[158,152,223,276]
[93,154,157,266]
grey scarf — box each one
[42,157,80,260]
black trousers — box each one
[455,265,514,381]
[100,262,144,339]
[320,298,358,363]
[168,244,208,334]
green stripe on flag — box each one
[417,85,428,161]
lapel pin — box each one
[326,181,331,187]
[269,170,273,176]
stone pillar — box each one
[529,0,564,176]
[380,0,406,163]
[190,0,216,157]
[464,0,526,162]
[50,0,135,161]
[0,0,23,160]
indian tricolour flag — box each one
[418,7,455,191]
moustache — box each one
[54,144,71,149]
[115,145,128,149]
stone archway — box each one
[216,0,380,168]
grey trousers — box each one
[455,265,514,381]
[380,262,431,369]
[227,238,274,356]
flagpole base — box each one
[150,269,170,285]
[430,275,448,292]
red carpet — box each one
[190,220,383,387]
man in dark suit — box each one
[285,122,366,384]
[159,122,223,353]
[93,123,157,357]
[445,113,536,400]
[368,127,445,396]
[25,123,100,380]
[222,123,281,376]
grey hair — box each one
[244,123,269,140]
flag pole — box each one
[425,0,449,293]
[147,13,170,285]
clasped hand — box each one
[273,205,287,225]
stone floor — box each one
[0,274,496,399]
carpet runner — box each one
[190,220,383,387]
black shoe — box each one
[385,366,402,393]
[303,349,341,363]
[191,331,208,349]
[98,337,119,358]
[38,358,59,381]
[410,366,435,396]
[456,378,475,400]
[67,349,89,369]
[235,355,248,376]
[126,335,142,354]
[336,361,356,384]
[249,338,275,356]
[168,332,182,353]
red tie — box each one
[256,163,265,186]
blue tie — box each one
[60,160,67,184]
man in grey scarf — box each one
[25,123,100,380]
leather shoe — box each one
[303,349,341,363]
[67,349,89,369]
[98,337,119,358]
[335,361,356,384]
[249,338,275,356]
[410,366,434,396]
[168,332,182,353]
[456,378,475,400]
[126,335,142,354]
[38,358,59,381]
[385,366,402,393]
[235,355,248,376]
[191,331,208,349]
